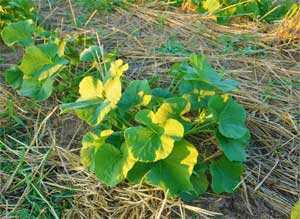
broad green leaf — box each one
[125,110,184,162]
[203,0,221,13]
[80,45,102,61]
[145,140,198,197]
[169,62,196,80]
[291,202,300,219]
[5,65,23,88]
[208,95,229,121]
[186,54,239,92]
[219,99,247,139]
[156,97,191,130]
[190,164,208,195]
[81,130,113,171]
[19,43,68,80]
[118,80,152,113]
[215,130,250,162]
[151,88,172,99]
[18,75,56,101]
[95,143,136,186]
[180,163,208,201]
[127,162,154,184]
[179,80,215,109]
[1,19,34,46]
[210,156,243,194]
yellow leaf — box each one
[203,0,221,13]
[104,77,122,104]
[291,202,300,219]
[180,140,198,174]
[110,59,129,77]
[142,95,152,106]
[78,76,103,101]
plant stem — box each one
[185,129,214,136]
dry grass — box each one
[1,0,300,218]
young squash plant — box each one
[61,53,250,200]
[1,19,76,101]
[1,1,249,200]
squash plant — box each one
[61,53,250,200]
[1,2,250,200]
[1,19,71,101]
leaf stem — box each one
[185,129,214,136]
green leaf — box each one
[190,164,209,195]
[125,110,184,162]
[81,130,113,171]
[18,75,56,101]
[186,54,239,92]
[219,99,247,139]
[19,43,68,80]
[118,80,152,113]
[127,162,154,184]
[215,130,250,162]
[151,88,172,99]
[95,143,136,186]
[210,156,243,194]
[179,80,215,109]
[180,163,208,201]
[145,139,198,197]
[1,19,34,46]
[5,65,23,88]
[80,45,102,61]
[156,97,191,130]
[208,95,228,121]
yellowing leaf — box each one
[110,59,128,77]
[203,0,221,13]
[156,97,191,131]
[19,43,68,80]
[78,76,103,101]
[125,110,184,162]
[145,140,198,197]
[291,202,300,219]
[142,94,152,106]
[81,130,113,170]
[104,77,122,104]
[118,80,152,114]
[95,143,136,186]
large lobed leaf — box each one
[128,139,198,197]
[210,156,243,194]
[1,19,34,46]
[125,110,184,162]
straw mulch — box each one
[1,1,299,218]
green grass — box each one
[0,103,74,219]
